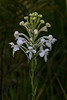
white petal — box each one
[26,51,29,53]
[32,50,36,53]
[46,42,52,50]
[45,49,49,53]
[39,51,45,57]
[9,42,14,46]
[52,38,57,43]
[17,39,24,46]
[44,55,47,62]
[41,38,45,42]
[29,52,32,60]
[48,35,53,40]
[14,45,19,51]
[28,46,33,50]
[13,45,19,56]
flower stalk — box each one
[30,59,35,100]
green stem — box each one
[30,59,35,100]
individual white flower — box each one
[17,38,24,46]
[14,31,23,39]
[9,42,19,56]
[34,29,38,35]
[14,31,19,39]
[47,35,56,42]
[39,49,49,62]
[26,46,36,60]
[46,35,57,50]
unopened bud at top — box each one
[46,23,51,27]
[29,12,38,17]
[33,12,38,16]
[38,14,43,18]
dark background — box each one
[0,0,67,100]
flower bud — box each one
[38,14,43,18]
[40,20,45,24]
[46,23,51,27]
[33,17,37,20]
[24,22,29,26]
[14,31,19,39]
[24,16,29,20]
[34,12,38,16]
[19,21,24,25]
[34,29,38,35]
[29,13,32,17]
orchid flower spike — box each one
[9,12,57,62]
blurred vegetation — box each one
[0,0,67,100]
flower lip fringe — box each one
[9,12,57,62]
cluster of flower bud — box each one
[9,12,57,62]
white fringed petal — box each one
[29,52,32,60]
[39,50,45,57]
[44,55,47,62]
[13,45,19,56]
[9,42,14,48]
[46,42,52,50]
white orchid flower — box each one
[26,46,36,60]
[46,35,57,50]
[17,38,24,46]
[14,31,24,39]
[9,42,19,56]
[39,49,49,62]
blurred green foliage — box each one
[0,0,67,100]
